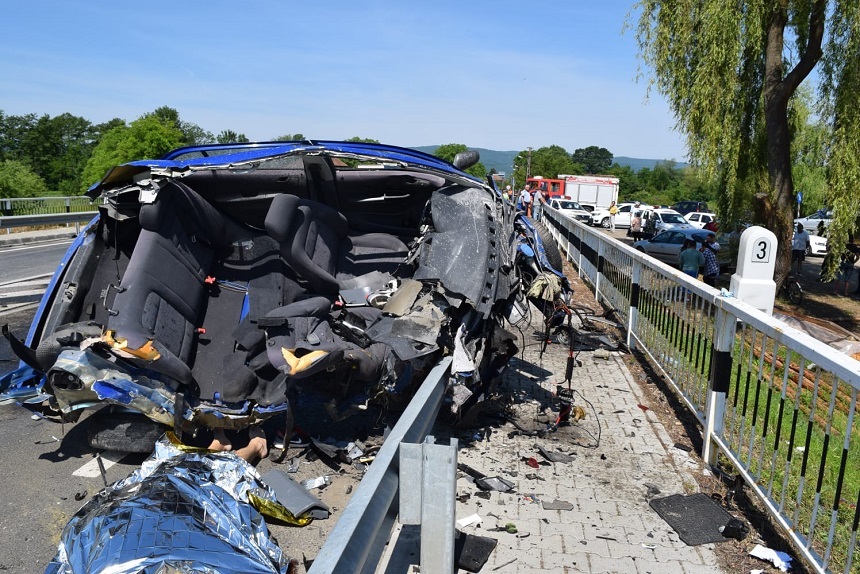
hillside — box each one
[410,146,684,175]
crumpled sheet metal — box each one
[45,436,296,574]
[51,348,290,430]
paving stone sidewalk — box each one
[449,328,728,573]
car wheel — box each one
[805,244,811,257]
[534,222,564,271]
[600,218,610,229]
[83,411,167,453]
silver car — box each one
[633,228,713,266]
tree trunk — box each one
[762,0,825,287]
[763,3,794,287]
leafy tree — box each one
[20,113,95,194]
[0,159,49,198]
[81,115,184,191]
[511,145,583,188]
[216,130,249,144]
[571,146,613,174]
[274,133,306,141]
[635,0,860,282]
[0,111,37,162]
[345,137,380,144]
[432,143,488,179]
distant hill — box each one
[410,146,684,175]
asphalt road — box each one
[0,240,73,284]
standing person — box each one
[630,209,642,241]
[518,186,532,216]
[532,187,545,221]
[701,241,720,286]
[835,251,857,296]
[608,201,618,232]
[791,223,811,275]
[502,185,512,203]
[679,239,704,279]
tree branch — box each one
[782,0,826,96]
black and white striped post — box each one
[626,257,642,351]
[703,302,735,466]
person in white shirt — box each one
[518,186,532,215]
[791,223,811,274]
[532,188,545,221]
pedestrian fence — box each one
[540,206,860,574]
[0,196,94,216]
[0,196,98,233]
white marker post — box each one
[729,226,778,316]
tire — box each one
[600,218,610,229]
[534,222,564,271]
[555,327,571,346]
[83,411,167,453]
[787,281,803,305]
[805,245,811,257]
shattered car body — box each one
[1,141,563,443]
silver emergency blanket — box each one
[45,437,294,574]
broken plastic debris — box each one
[537,445,574,463]
[526,457,540,469]
[475,476,515,492]
[542,499,575,511]
[456,514,483,528]
[300,475,332,490]
[641,543,657,550]
[749,544,792,572]
[719,518,749,540]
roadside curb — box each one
[0,229,78,248]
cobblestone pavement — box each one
[446,321,728,573]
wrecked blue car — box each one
[1,141,563,451]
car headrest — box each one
[265,194,304,242]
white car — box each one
[806,233,828,256]
[685,211,717,229]
[794,210,832,236]
[591,203,652,228]
[641,208,695,236]
[548,198,591,223]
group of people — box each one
[503,184,546,221]
[679,233,722,286]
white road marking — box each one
[0,240,73,253]
[72,451,130,477]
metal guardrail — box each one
[309,357,451,574]
[540,207,860,574]
[0,211,99,233]
[0,196,93,216]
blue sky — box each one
[1,1,687,160]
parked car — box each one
[0,141,563,451]
[633,228,730,268]
[685,211,717,229]
[548,198,591,223]
[803,232,828,256]
[641,208,695,237]
[794,209,833,236]
[590,202,652,228]
[671,200,710,215]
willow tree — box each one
[635,0,860,282]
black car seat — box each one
[264,194,408,296]
[106,181,232,384]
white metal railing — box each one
[541,206,860,574]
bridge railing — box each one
[541,206,860,574]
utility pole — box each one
[526,147,532,184]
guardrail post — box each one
[627,259,642,351]
[399,436,458,574]
[703,303,735,466]
[595,239,605,303]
